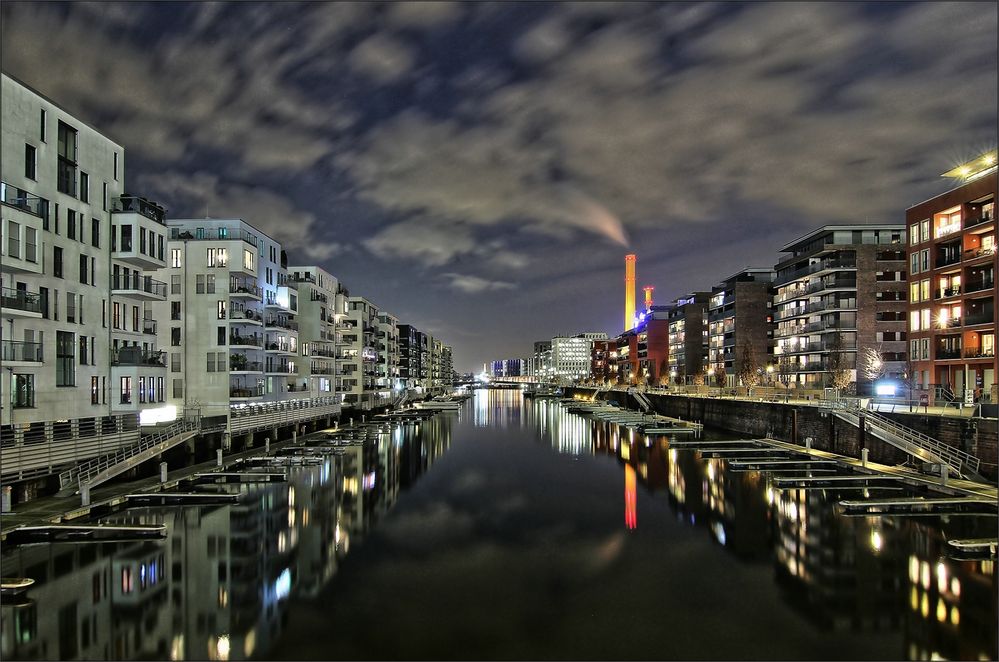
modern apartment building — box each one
[708,268,775,387]
[288,265,347,401]
[667,293,710,384]
[398,323,421,389]
[590,339,615,384]
[376,310,400,396]
[772,225,907,392]
[906,156,997,404]
[1,73,163,496]
[634,309,670,385]
[550,333,607,382]
[339,296,381,408]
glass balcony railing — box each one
[1,287,41,313]
[230,334,263,347]
[112,348,167,367]
[112,274,167,297]
[1,340,43,362]
[1,181,49,220]
[230,385,264,398]
[936,348,962,360]
[112,195,166,224]
[965,312,994,326]
[965,278,994,293]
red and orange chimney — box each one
[624,254,636,331]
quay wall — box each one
[566,388,997,481]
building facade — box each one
[288,265,346,401]
[906,158,997,404]
[708,268,775,387]
[773,225,907,393]
[667,293,710,384]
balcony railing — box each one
[112,195,167,224]
[170,227,259,248]
[936,348,962,360]
[1,181,49,220]
[965,213,993,228]
[230,386,264,398]
[265,316,298,331]
[112,348,166,367]
[230,359,263,372]
[230,334,263,347]
[775,259,857,286]
[963,347,996,359]
[965,278,994,294]
[936,287,961,299]
[935,253,961,268]
[229,282,262,298]
[807,279,856,294]
[1,340,43,362]
[965,312,994,326]
[112,274,167,297]
[229,307,262,322]
[1,287,41,313]
[291,273,316,284]
[964,246,997,261]
[143,318,157,335]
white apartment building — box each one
[550,333,607,382]
[339,296,381,408]
[1,74,170,496]
[289,265,348,402]
[376,311,401,396]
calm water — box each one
[2,390,996,661]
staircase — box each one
[832,406,982,480]
[58,418,201,492]
[630,388,653,413]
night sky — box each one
[2,1,996,372]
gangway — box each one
[630,388,653,413]
[830,406,982,480]
[58,417,200,494]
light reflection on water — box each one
[1,390,995,661]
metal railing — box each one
[230,359,263,372]
[229,308,261,322]
[1,340,43,362]
[112,348,167,367]
[230,385,265,398]
[1,181,49,219]
[58,415,200,489]
[230,333,263,347]
[229,282,262,298]
[112,274,167,297]
[112,194,167,224]
[1,286,42,313]
[143,318,158,335]
[3,416,140,483]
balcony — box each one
[964,347,996,359]
[964,246,997,263]
[935,287,961,300]
[112,347,166,367]
[230,385,264,399]
[265,363,294,375]
[230,356,263,373]
[171,226,259,249]
[112,197,168,270]
[229,281,262,300]
[1,181,49,221]
[1,340,43,364]
[229,307,263,325]
[1,287,42,319]
[965,312,994,326]
[964,278,994,294]
[265,341,297,355]
[775,259,857,286]
[936,348,962,360]
[230,333,263,348]
[965,213,993,229]
[290,273,316,284]
[142,318,157,335]
[265,316,298,331]
[112,274,167,301]
[935,253,962,269]
[310,365,334,375]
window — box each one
[157,377,164,402]
[921,308,931,330]
[66,292,76,323]
[79,336,89,365]
[113,152,119,181]
[920,338,930,360]
[196,274,205,294]
[207,247,228,267]
[102,182,108,211]
[6,220,19,259]
[171,275,181,294]
[206,274,216,294]
[171,327,181,346]
[80,255,88,284]
[91,257,95,286]
[158,235,164,261]
[40,108,46,142]
[102,299,106,327]
[207,353,216,372]
[217,352,226,372]
[909,223,919,246]
[120,377,132,404]
[910,252,919,275]
[113,302,121,329]
[171,353,181,372]
[910,310,920,331]
[57,121,78,196]
[173,379,183,399]
[91,218,100,247]
[39,287,49,319]
[91,376,100,404]
[196,227,205,240]
[171,248,181,268]
[148,377,156,403]
[920,279,930,302]
[53,246,63,278]
[13,373,35,408]
[920,219,930,243]
[80,172,89,203]
[56,331,75,386]
[140,227,146,255]
[217,300,226,319]
[121,224,132,251]
[218,227,228,239]
[139,377,146,403]
[920,249,929,272]
[132,306,140,332]
[910,282,920,303]
[25,227,37,264]
[244,249,254,271]
[171,301,181,320]
[68,210,76,240]
[25,144,36,180]
[218,326,226,345]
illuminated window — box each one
[910,223,919,246]
[243,249,254,271]
[920,220,930,243]
[911,311,920,331]
[910,282,920,303]
[920,279,930,302]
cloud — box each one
[440,273,516,294]
[137,171,344,263]
[363,218,477,267]
[348,34,417,83]
[387,1,464,29]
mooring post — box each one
[861,448,869,468]
[80,484,90,507]
[292,429,297,444]
[265,436,271,455]
[0,485,11,513]
[941,464,949,487]
[160,462,168,483]
[805,436,812,451]
[217,449,223,468]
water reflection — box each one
[1,416,453,661]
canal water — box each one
[2,390,996,661]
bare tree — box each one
[861,345,887,381]
[776,354,794,402]
[713,368,727,387]
[825,332,854,391]
[738,339,761,387]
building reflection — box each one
[0,416,452,661]
[473,388,523,429]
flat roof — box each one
[779,223,904,253]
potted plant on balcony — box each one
[231,354,248,371]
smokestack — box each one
[624,254,636,331]
[643,286,654,313]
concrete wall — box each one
[569,387,997,480]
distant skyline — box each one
[2,1,995,372]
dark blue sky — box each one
[2,1,996,371]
